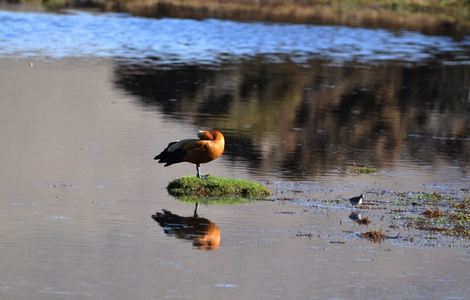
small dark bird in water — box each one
[349,194,363,209]
[154,130,225,178]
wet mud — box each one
[268,178,470,248]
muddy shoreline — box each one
[267,175,470,248]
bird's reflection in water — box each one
[349,211,362,221]
[349,211,372,226]
[152,204,221,250]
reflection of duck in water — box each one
[349,211,371,225]
[154,130,225,178]
[349,211,362,221]
[152,205,221,250]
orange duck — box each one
[154,130,225,178]
[152,208,221,250]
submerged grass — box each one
[423,209,445,218]
[360,230,385,243]
[395,191,450,206]
[352,165,378,174]
[357,217,371,225]
[167,176,271,203]
[407,202,470,238]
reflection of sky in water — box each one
[1,10,469,63]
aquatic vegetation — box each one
[447,226,470,238]
[449,211,470,224]
[167,176,271,201]
[352,165,378,174]
[360,230,385,243]
[407,206,470,238]
[395,191,450,206]
[423,209,444,218]
[452,197,469,210]
[357,191,470,242]
[453,202,467,210]
[356,217,371,225]
[416,192,446,203]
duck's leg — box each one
[193,202,199,218]
[196,164,201,178]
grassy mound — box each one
[167,176,271,203]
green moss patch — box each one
[352,165,378,174]
[167,176,271,203]
[405,204,470,239]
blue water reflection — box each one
[1,10,469,63]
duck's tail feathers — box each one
[154,142,185,166]
[152,210,184,231]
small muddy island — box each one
[167,175,271,201]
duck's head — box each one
[198,130,224,140]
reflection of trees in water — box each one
[114,57,469,178]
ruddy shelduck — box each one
[152,208,221,250]
[154,130,225,178]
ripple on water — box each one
[0,10,469,64]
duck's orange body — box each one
[152,209,221,250]
[154,130,225,177]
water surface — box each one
[114,58,470,181]
[0,7,469,300]
[1,10,469,63]
[1,9,469,180]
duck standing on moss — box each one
[154,130,225,178]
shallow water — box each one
[0,7,469,300]
[1,10,469,63]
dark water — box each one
[2,9,468,179]
[115,58,470,179]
